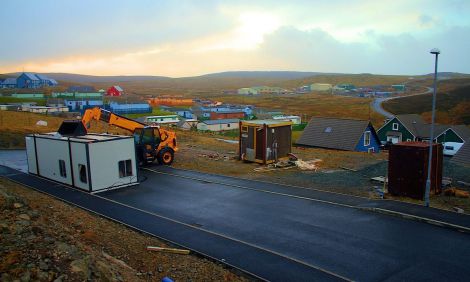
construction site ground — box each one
[0,176,248,282]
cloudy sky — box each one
[1,0,469,77]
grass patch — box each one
[0,97,46,106]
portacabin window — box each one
[392,123,399,130]
[78,164,87,183]
[364,131,371,146]
[118,159,133,178]
[59,160,66,178]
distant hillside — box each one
[282,73,412,89]
[196,71,338,79]
[44,73,171,83]
[383,78,470,124]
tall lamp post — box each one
[424,48,440,207]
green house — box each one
[377,114,470,144]
[377,114,424,144]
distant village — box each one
[1,72,468,156]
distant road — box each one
[371,86,433,118]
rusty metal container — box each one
[388,142,443,199]
[239,120,292,164]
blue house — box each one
[296,117,380,153]
[65,99,104,113]
[17,73,41,88]
[1,78,17,88]
[13,72,57,88]
[109,102,151,114]
[35,74,58,87]
[169,107,194,119]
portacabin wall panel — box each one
[70,142,89,191]
[25,136,37,174]
[35,138,72,185]
[88,138,137,191]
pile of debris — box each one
[253,157,322,172]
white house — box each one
[237,88,259,95]
[197,119,240,132]
[145,115,180,125]
[26,133,138,192]
[272,115,302,124]
[177,119,198,130]
[28,106,69,114]
[310,83,332,92]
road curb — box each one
[358,206,470,234]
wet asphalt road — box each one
[99,167,470,282]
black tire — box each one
[157,148,174,165]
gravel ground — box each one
[0,178,250,282]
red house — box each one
[106,85,124,96]
[210,111,245,120]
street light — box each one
[424,48,440,207]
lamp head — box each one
[430,48,440,55]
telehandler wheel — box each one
[157,148,174,165]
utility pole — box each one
[424,48,440,207]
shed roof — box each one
[202,119,240,125]
[296,117,374,151]
[242,119,292,126]
[451,139,470,167]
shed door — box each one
[255,127,264,160]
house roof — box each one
[212,110,245,114]
[202,119,240,125]
[113,85,123,92]
[296,117,375,151]
[2,78,17,84]
[23,72,39,81]
[68,85,96,92]
[34,74,49,80]
[417,124,449,139]
[48,78,58,85]
[395,114,426,137]
[451,138,470,167]
[451,125,470,141]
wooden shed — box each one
[239,120,292,164]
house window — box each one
[227,123,231,127]
[78,164,87,184]
[324,127,332,133]
[392,123,399,130]
[59,160,66,178]
[241,126,248,132]
[118,160,133,178]
[364,131,371,146]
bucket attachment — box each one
[57,120,87,136]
